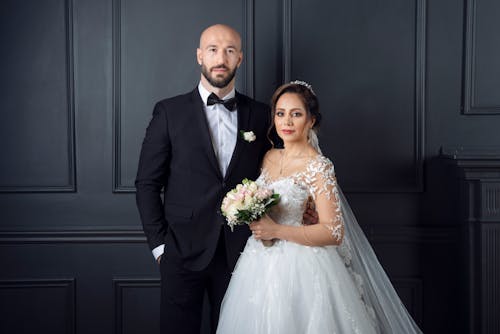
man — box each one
[135,24,271,334]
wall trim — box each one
[282,0,426,193]
[369,225,458,244]
[281,0,292,83]
[392,277,424,325]
[113,278,160,334]
[111,0,134,193]
[0,229,146,244]
[0,0,76,193]
[462,0,500,115]
[244,0,255,98]
[0,278,76,334]
[0,225,457,245]
[112,0,256,192]
[347,0,426,193]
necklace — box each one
[279,148,310,175]
[279,151,286,175]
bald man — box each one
[135,24,271,333]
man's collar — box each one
[198,82,236,106]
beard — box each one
[201,63,238,88]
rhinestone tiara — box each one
[290,80,315,95]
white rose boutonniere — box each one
[240,130,256,142]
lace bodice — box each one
[256,155,344,242]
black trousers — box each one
[159,233,232,334]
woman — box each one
[217,81,423,333]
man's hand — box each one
[303,197,318,225]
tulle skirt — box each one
[217,236,379,334]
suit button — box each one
[222,182,226,188]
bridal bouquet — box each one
[221,179,280,245]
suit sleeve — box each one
[135,102,171,252]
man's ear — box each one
[237,51,243,68]
[196,48,202,65]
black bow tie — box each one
[206,93,237,111]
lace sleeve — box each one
[304,156,344,243]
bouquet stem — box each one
[262,239,275,247]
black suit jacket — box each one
[135,88,271,270]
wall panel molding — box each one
[284,0,426,193]
[0,226,457,245]
[369,225,458,244]
[354,0,426,193]
[0,0,76,193]
[244,0,255,98]
[112,0,125,192]
[462,0,500,115]
[0,278,75,334]
[0,229,146,244]
[113,278,160,334]
[412,0,426,193]
[393,278,423,325]
[281,0,292,83]
[112,0,256,192]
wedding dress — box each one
[217,155,423,334]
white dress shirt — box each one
[197,82,238,176]
[152,83,239,260]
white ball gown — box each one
[217,155,423,334]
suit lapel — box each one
[190,89,223,180]
[224,92,251,181]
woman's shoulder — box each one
[260,148,279,173]
[315,154,334,167]
[305,154,335,176]
[263,148,281,163]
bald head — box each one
[199,24,242,51]
[197,24,243,94]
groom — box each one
[135,24,271,334]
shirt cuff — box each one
[152,244,165,260]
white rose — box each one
[226,203,239,219]
[242,131,256,142]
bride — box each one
[216,81,423,333]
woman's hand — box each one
[249,215,280,240]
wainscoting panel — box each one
[462,0,500,114]
[112,0,255,191]
[0,0,75,192]
[1,0,499,333]
[0,279,75,334]
[114,278,160,334]
[393,278,423,325]
[288,0,425,192]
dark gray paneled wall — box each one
[463,0,500,114]
[1,0,499,333]
[113,0,253,191]
[0,0,75,191]
[290,0,425,192]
